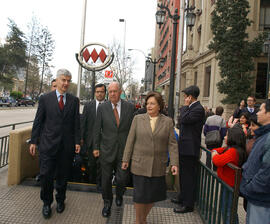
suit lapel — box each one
[53,91,62,115]
[142,114,153,137]
[63,93,72,118]
[153,114,164,136]
[119,100,125,126]
[108,101,117,127]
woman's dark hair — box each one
[239,112,250,125]
[226,126,247,166]
[238,99,246,107]
[145,91,164,112]
[250,116,262,127]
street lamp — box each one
[264,32,270,98]
[145,57,165,91]
[128,49,164,91]
[156,3,180,119]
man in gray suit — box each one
[93,82,135,217]
[81,83,106,188]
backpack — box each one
[205,118,223,145]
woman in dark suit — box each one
[122,91,178,224]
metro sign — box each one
[76,43,114,71]
[105,70,113,78]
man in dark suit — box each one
[29,69,80,219]
[173,85,205,213]
[242,96,259,118]
[81,83,106,188]
[93,82,135,217]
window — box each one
[204,66,211,97]
[260,0,270,31]
[256,63,267,99]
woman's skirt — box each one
[133,174,167,204]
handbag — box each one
[205,118,223,146]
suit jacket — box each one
[122,113,179,177]
[93,99,135,163]
[81,100,99,149]
[178,101,205,157]
[31,90,80,156]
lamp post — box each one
[128,49,164,91]
[174,1,196,123]
[145,57,165,91]
[264,32,270,99]
[156,3,180,119]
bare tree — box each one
[37,26,55,95]
[25,15,41,95]
[108,40,135,98]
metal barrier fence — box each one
[197,146,241,224]
[0,121,33,168]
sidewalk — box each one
[0,167,203,224]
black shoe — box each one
[102,201,111,218]
[42,205,51,219]
[56,202,65,213]
[171,197,182,205]
[173,205,194,214]
[115,196,123,207]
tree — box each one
[27,56,40,99]
[209,0,266,104]
[37,26,55,95]
[24,15,41,95]
[108,40,135,98]
[0,19,27,88]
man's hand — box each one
[93,149,100,157]
[121,162,129,170]
[171,166,178,175]
[75,144,80,154]
[29,144,36,156]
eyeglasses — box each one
[95,91,105,94]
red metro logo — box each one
[76,43,114,71]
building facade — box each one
[179,0,269,117]
[154,0,181,104]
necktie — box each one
[113,104,120,127]
[59,95,64,111]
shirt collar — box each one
[56,89,66,98]
[189,100,198,108]
[111,99,121,108]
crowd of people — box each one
[29,68,269,223]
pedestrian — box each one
[93,82,135,218]
[233,99,246,119]
[242,96,259,119]
[51,79,57,91]
[122,91,178,224]
[173,85,205,213]
[29,69,81,219]
[240,99,270,223]
[211,126,246,224]
[203,106,227,170]
[81,83,106,190]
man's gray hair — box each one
[56,69,72,78]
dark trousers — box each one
[39,144,72,206]
[88,151,101,185]
[178,155,199,208]
[101,157,128,202]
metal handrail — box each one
[198,146,242,224]
[0,121,33,130]
[0,120,34,168]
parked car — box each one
[0,97,17,107]
[17,97,35,106]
